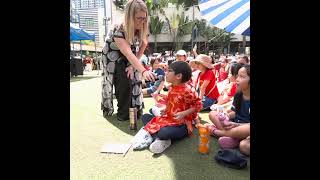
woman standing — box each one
[101,0,155,121]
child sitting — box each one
[213,62,242,107]
[133,61,202,154]
[206,64,250,149]
[142,57,165,96]
[191,54,220,111]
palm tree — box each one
[113,0,127,10]
[149,16,164,52]
[176,12,192,50]
[146,0,169,52]
[166,10,192,51]
[170,0,198,11]
[167,12,180,50]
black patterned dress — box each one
[101,25,144,120]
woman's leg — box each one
[114,61,131,121]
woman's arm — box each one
[114,37,155,81]
[136,38,148,60]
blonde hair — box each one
[123,0,149,45]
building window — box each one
[84,18,94,28]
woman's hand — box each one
[142,37,148,47]
[125,66,134,79]
[142,70,156,82]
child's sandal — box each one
[204,123,219,138]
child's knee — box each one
[157,127,187,140]
[239,139,250,156]
[209,111,218,121]
[141,114,154,125]
[157,129,171,140]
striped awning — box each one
[199,0,250,36]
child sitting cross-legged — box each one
[133,61,203,154]
[206,64,250,150]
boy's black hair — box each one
[169,61,192,83]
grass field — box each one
[70,76,250,180]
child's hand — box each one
[174,111,188,120]
[195,123,201,128]
[223,122,239,130]
[160,108,166,116]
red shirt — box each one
[227,82,237,97]
[144,84,202,135]
[197,70,220,100]
[221,82,237,97]
[219,67,228,82]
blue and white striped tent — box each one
[199,0,250,36]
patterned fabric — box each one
[144,84,203,135]
[101,24,144,115]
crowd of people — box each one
[100,0,250,160]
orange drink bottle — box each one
[198,124,210,154]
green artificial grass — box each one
[70,77,250,180]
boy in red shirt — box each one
[133,61,202,154]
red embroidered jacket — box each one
[144,83,203,135]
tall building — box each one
[71,0,110,46]
[77,8,105,46]
[72,0,105,9]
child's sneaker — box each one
[132,138,153,150]
[132,128,153,150]
[218,136,240,149]
[149,138,171,154]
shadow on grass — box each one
[70,76,99,82]
[103,114,145,137]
